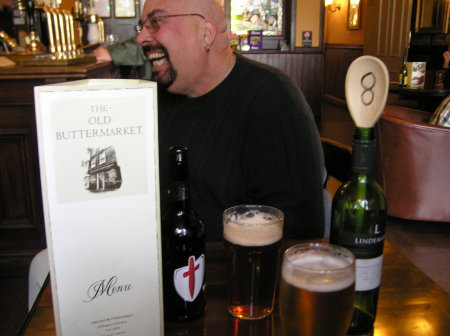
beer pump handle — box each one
[26,0,37,32]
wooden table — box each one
[388,83,450,112]
[20,241,450,336]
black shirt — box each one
[158,54,325,241]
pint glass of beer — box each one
[279,243,355,336]
[223,205,284,320]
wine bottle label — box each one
[355,255,383,291]
[173,254,205,302]
[331,229,385,291]
[331,230,384,259]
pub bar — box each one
[0,0,449,335]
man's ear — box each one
[203,19,217,47]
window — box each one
[99,152,107,165]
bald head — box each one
[143,0,227,32]
[138,0,234,97]
[141,0,229,50]
[186,0,229,49]
[199,0,228,34]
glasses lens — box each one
[147,18,159,33]
[135,17,159,34]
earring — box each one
[205,44,211,52]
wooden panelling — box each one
[0,63,113,264]
[243,52,324,122]
[323,44,364,105]
[0,102,45,254]
[0,130,36,228]
[364,0,413,80]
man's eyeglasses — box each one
[134,13,205,35]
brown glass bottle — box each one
[161,146,206,322]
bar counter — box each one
[0,60,114,267]
[21,240,450,336]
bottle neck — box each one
[167,146,191,211]
[167,180,191,210]
[351,127,376,175]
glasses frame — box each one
[134,13,206,34]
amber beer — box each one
[279,243,355,336]
[223,205,284,320]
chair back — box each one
[321,137,352,197]
[376,105,450,222]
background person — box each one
[92,38,151,80]
[441,35,450,88]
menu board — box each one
[34,79,163,336]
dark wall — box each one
[323,44,364,106]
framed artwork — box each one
[115,0,136,18]
[94,0,111,18]
[347,0,361,30]
[230,0,283,36]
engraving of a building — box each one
[84,147,122,192]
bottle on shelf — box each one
[330,127,387,334]
[161,146,206,322]
[399,48,408,87]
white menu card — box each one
[34,79,163,336]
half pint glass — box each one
[223,205,284,320]
[279,243,355,336]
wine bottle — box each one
[330,127,387,334]
[161,146,206,322]
[399,49,408,87]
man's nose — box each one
[135,28,154,45]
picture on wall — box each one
[94,0,111,18]
[115,0,136,18]
[230,0,283,36]
[347,0,361,30]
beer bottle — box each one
[330,127,387,334]
[161,146,206,321]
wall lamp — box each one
[325,0,341,13]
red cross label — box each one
[173,254,205,302]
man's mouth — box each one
[148,52,165,67]
[142,45,175,87]
[143,45,168,68]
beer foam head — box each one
[223,207,283,246]
[282,248,355,292]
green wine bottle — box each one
[399,48,408,87]
[330,127,387,334]
[399,63,408,87]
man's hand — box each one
[442,50,450,69]
[92,47,112,62]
